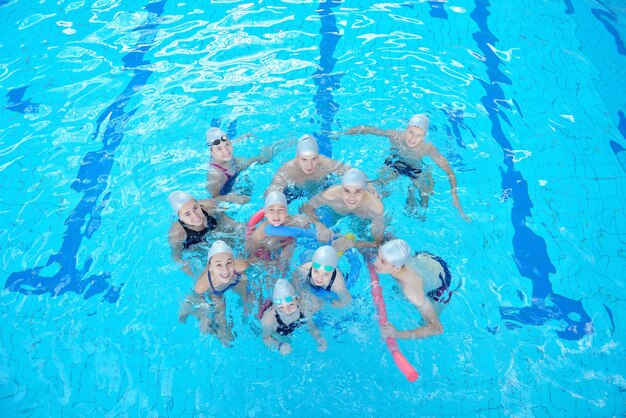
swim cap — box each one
[341,168,368,189]
[296,134,319,156]
[168,191,195,215]
[264,191,288,211]
[408,114,429,132]
[205,127,228,147]
[380,239,411,268]
[312,246,339,270]
[273,279,296,301]
[207,240,233,263]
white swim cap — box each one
[273,279,296,301]
[380,239,411,268]
[296,134,319,156]
[341,168,368,189]
[207,240,233,263]
[205,127,229,147]
[312,245,339,270]
[408,114,429,132]
[168,191,195,215]
[264,191,288,211]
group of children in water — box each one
[171,114,470,353]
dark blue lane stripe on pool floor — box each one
[610,111,626,173]
[5,1,167,303]
[471,0,592,340]
[313,0,342,158]
[590,5,626,55]
[6,86,41,114]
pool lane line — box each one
[313,0,342,158]
[568,2,626,174]
[5,1,168,303]
[610,110,626,173]
[470,0,593,340]
[590,4,626,55]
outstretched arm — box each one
[261,314,291,354]
[382,290,443,339]
[239,140,280,170]
[168,224,194,278]
[345,126,395,139]
[208,294,234,345]
[429,148,471,222]
[331,275,352,308]
[307,320,327,352]
[301,192,334,242]
[267,166,290,195]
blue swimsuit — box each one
[207,271,242,296]
[210,160,238,195]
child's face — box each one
[296,154,319,175]
[373,251,395,274]
[405,126,426,148]
[311,264,334,286]
[178,200,204,226]
[266,204,287,227]
[211,139,234,162]
[209,253,235,284]
[277,300,298,316]
[341,186,365,210]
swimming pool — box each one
[1,0,624,416]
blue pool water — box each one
[1,0,625,416]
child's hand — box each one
[333,236,354,253]
[279,342,292,355]
[381,322,399,339]
[316,225,334,242]
[316,337,327,352]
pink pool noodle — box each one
[368,263,419,382]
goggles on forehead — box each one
[274,295,296,305]
[211,135,229,146]
[312,262,334,272]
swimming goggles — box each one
[210,135,229,146]
[273,296,296,305]
[312,262,334,272]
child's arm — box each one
[382,285,443,339]
[307,320,327,352]
[429,146,471,222]
[301,191,335,242]
[331,274,352,308]
[261,313,291,354]
[344,126,395,138]
[168,224,194,277]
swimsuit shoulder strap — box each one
[210,161,234,178]
[274,309,286,326]
[207,271,217,293]
[326,269,337,291]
